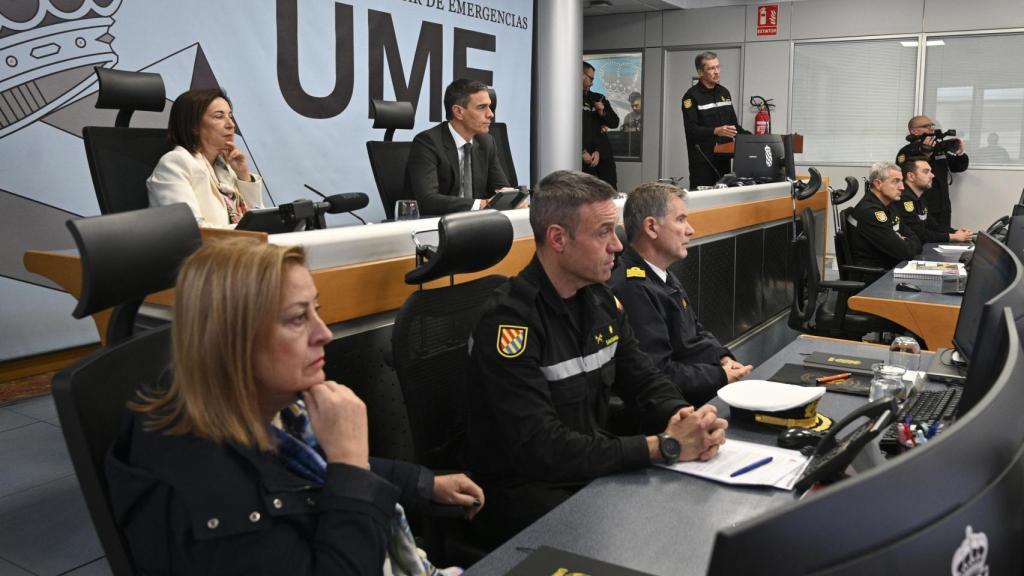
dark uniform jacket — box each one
[107,411,433,575]
[582,90,620,188]
[609,247,731,405]
[465,256,687,539]
[405,121,509,216]
[847,191,922,270]
[896,143,969,230]
[898,188,950,244]
[681,82,748,187]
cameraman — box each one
[896,115,968,230]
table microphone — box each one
[304,184,369,224]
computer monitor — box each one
[707,308,1024,575]
[734,134,785,182]
[950,232,1019,363]
[1004,213,1024,258]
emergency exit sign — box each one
[757,4,778,36]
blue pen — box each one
[925,420,942,439]
[730,456,773,478]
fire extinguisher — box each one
[749,96,774,135]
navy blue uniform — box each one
[847,192,922,270]
[582,90,620,188]
[898,188,950,244]
[465,256,687,543]
[896,143,969,230]
[609,247,732,405]
[681,82,748,187]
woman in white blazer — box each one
[147,89,264,227]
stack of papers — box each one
[657,439,810,490]
[893,260,967,279]
[933,245,974,254]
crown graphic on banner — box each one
[0,0,123,137]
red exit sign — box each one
[757,4,778,36]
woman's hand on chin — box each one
[302,381,369,469]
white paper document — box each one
[657,439,809,490]
[934,245,973,254]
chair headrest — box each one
[792,167,821,200]
[830,176,859,206]
[67,203,201,318]
[405,210,514,285]
[94,68,166,126]
[371,99,415,130]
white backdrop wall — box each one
[585,0,1024,248]
[0,0,533,361]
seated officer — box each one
[900,157,973,244]
[405,78,510,216]
[848,161,922,270]
[609,182,751,405]
[465,170,727,545]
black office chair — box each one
[66,203,201,345]
[83,67,170,215]
[788,208,897,340]
[486,87,518,187]
[52,324,171,576]
[392,210,513,564]
[367,99,416,219]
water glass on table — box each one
[869,363,907,403]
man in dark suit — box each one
[405,78,510,215]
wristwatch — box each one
[657,433,681,464]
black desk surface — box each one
[855,242,966,307]
[466,337,933,575]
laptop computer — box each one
[924,347,968,384]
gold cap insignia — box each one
[625,266,646,279]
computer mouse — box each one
[777,427,824,450]
[895,282,922,292]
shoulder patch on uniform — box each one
[903,201,915,212]
[496,325,528,358]
[613,295,623,311]
[682,98,692,109]
[625,266,646,279]
[874,210,888,223]
[896,153,906,165]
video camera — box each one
[905,128,960,156]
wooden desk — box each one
[24,185,827,342]
[847,244,963,350]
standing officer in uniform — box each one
[681,51,748,188]
[465,170,727,545]
[610,182,752,405]
[896,115,969,230]
[899,157,973,244]
[582,61,620,188]
[848,161,922,270]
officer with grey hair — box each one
[610,181,752,405]
[681,51,748,188]
[847,161,922,270]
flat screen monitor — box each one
[1005,213,1024,258]
[951,232,1019,362]
[734,134,785,182]
[707,308,1024,575]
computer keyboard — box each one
[879,387,962,455]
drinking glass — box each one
[889,336,922,372]
[395,200,420,221]
[868,363,907,402]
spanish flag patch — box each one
[903,201,915,212]
[874,210,888,223]
[682,98,692,109]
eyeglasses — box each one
[584,74,595,81]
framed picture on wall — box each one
[583,51,643,161]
